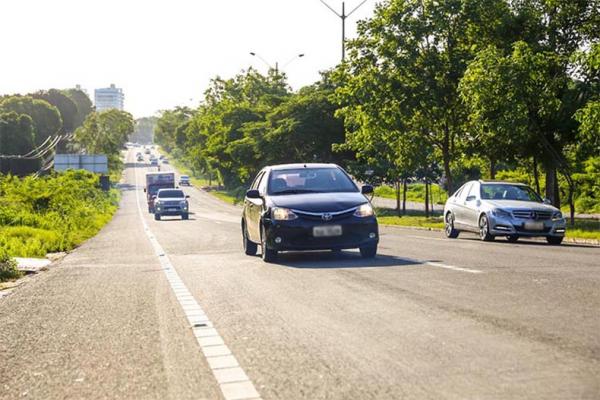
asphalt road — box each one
[1,150,599,399]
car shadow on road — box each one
[117,183,137,192]
[275,251,422,269]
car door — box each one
[245,171,265,242]
[462,182,481,230]
[453,182,472,228]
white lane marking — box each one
[425,261,483,274]
[132,154,261,400]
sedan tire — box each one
[154,213,161,221]
[479,215,494,241]
[546,236,563,245]
[182,213,189,220]
[507,235,519,243]
[359,244,377,258]
[261,225,277,263]
[445,212,459,239]
[242,221,257,256]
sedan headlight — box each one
[491,208,511,218]
[272,207,298,221]
[354,203,374,218]
[180,201,188,209]
[552,211,563,220]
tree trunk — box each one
[442,145,452,194]
[545,167,560,207]
[424,180,430,218]
[490,158,496,180]
[402,178,407,215]
[533,157,540,194]
[395,180,401,216]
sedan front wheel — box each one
[479,215,494,241]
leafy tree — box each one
[32,89,78,134]
[0,112,35,156]
[63,88,94,128]
[154,107,193,152]
[0,96,62,146]
[74,110,134,169]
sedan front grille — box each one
[293,208,356,222]
[512,210,552,220]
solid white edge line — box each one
[131,152,261,400]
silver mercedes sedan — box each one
[443,180,566,244]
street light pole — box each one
[249,52,305,76]
[319,0,367,61]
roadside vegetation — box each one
[154,0,598,224]
[0,248,22,282]
[0,170,119,259]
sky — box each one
[0,0,376,118]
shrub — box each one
[0,247,22,282]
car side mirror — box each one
[143,188,146,193]
[361,185,374,194]
[185,195,190,199]
[543,198,552,205]
[466,195,476,202]
[246,189,261,199]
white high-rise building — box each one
[94,84,124,111]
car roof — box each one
[266,163,340,171]
[478,180,527,186]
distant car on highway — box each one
[150,159,159,167]
[443,180,566,244]
[136,155,144,162]
[179,175,190,186]
[242,163,378,262]
[162,158,169,164]
[144,148,151,155]
[154,189,189,221]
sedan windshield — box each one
[158,190,184,198]
[268,168,357,195]
[480,184,542,202]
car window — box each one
[453,184,466,199]
[268,167,358,195]
[457,183,472,201]
[158,190,184,198]
[250,171,264,190]
[480,184,542,202]
[466,182,479,199]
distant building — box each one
[94,84,124,111]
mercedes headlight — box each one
[492,208,511,218]
[552,211,563,220]
[354,203,374,217]
[272,207,298,221]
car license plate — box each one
[524,221,544,231]
[313,225,342,237]
[167,208,178,212]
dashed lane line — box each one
[132,156,261,400]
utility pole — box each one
[319,0,367,61]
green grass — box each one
[0,170,120,259]
[375,183,448,205]
[376,208,444,229]
[211,190,240,205]
[566,219,600,240]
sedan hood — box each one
[485,200,557,211]
[156,197,185,202]
[270,192,368,212]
